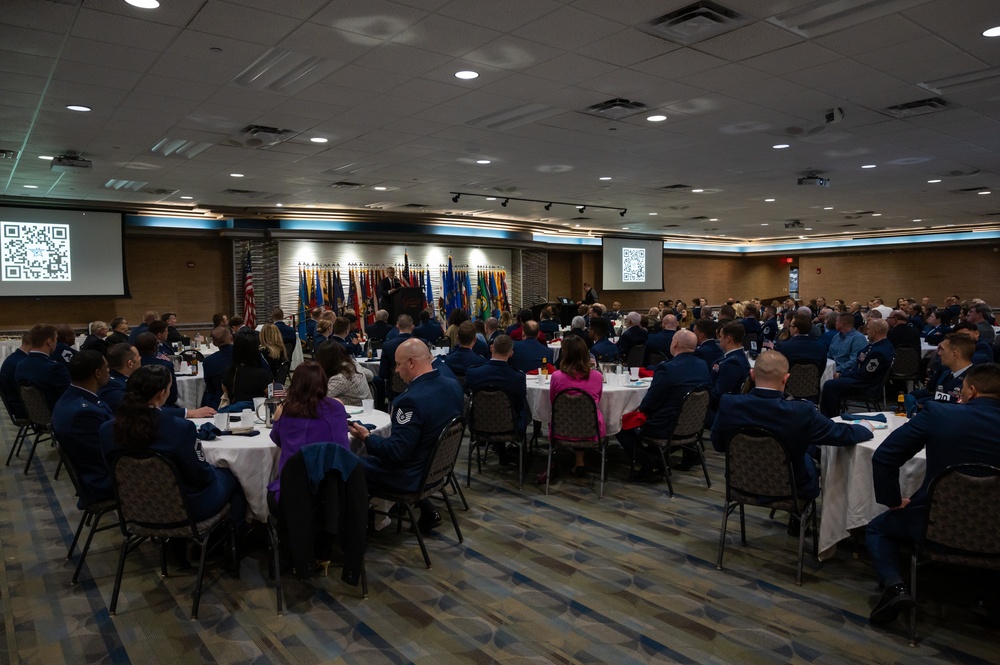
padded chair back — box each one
[418,417,465,499]
[370,339,383,353]
[18,384,53,428]
[786,361,821,400]
[179,349,205,362]
[469,389,516,438]
[367,379,377,400]
[625,344,646,368]
[433,336,451,349]
[726,427,797,508]
[743,332,761,357]
[647,350,669,365]
[274,361,291,385]
[551,388,601,447]
[0,389,28,425]
[111,449,194,535]
[890,345,921,381]
[923,464,1000,559]
[673,388,710,441]
[389,372,407,399]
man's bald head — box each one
[671,329,697,355]
[211,325,232,346]
[751,351,789,390]
[661,314,678,330]
[866,318,889,340]
[395,337,433,383]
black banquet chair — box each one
[717,427,817,586]
[547,389,608,498]
[467,388,524,489]
[785,360,822,404]
[907,463,1000,646]
[17,384,56,475]
[57,444,119,585]
[108,449,237,619]
[1,390,32,468]
[637,388,711,497]
[368,417,466,568]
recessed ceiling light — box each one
[764,198,775,202]
[692,188,704,193]
[574,224,580,227]
[772,144,790,149]
[66,104,91,112]
[984,26,1000,37]
[275,203,283,207]
[709,218,718,221]
[38,155,54,160]
[180,196,193,200]
[861,164,877,169]
[912,219,922,222]
[309,137,328,143]
[648,212,657,216]
[125,0,160,8]
[373,186,387,191]
[599,176,612,180]
[476,160,491,165]
[823,206,833,210]
[871,213,882,217]
[927,179,942,183]
[805,227,812,230]
[799,235,807,239]
[486,197,496,201]
[646,115,667,122]
[979,190,991,195]
[454,70,479,80]
[622,227,629,230]
[230,173,244,177]
[761,223,768,226]
[23,185,38,189]
[719,234,726,237]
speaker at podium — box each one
[390,287,425,323]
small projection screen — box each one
[601,236,663,291]
[0,207,127,297]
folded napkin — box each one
[638,367,655,378]
[526,369,538,375]
[196,423,223,441]
[621,410,647,430]
[839,412,887,423]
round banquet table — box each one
[175,372,205,410]
[526,373,649,437]
[193,407,391,521]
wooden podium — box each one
[390,287,425,323]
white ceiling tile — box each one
[569,0,689,25]
[187,1,301,46]
[277,23,381,61]
[0,25,66,58]
[82,0,207,27]
[463,36,564,71]
[524,53,619,85]
[352,43,453,77]
[165,31,269,67]
[205,87,287,112]
[321,64,413,93]
[577,29,680,67]
[4,0,78,33]
[269,98,348,121]
[438,0,562,32]
[134,75,223,101]
[71,8,181,51]
[813,15,931,56]
[237,0,331,20]
[631,47,729,78]
[310,0,428,41]
[60,37,160,73]
[512,6,626,51]
[477,73,565,102]
[692,21,804,61]
[52,60,145,90]
[391,14,501,57]
[0,72,47,96]
[743,42,842,75]
[147,54,243,86]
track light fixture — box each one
[447,192,624,215]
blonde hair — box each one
[259,323,287,361]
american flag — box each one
[243,249,255,328]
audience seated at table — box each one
[99,364,247,529]
[106,317,130,346]
[366,310,393,342]
[271,307,297,346]
[565,316,593,350]
[259,323,288,376]
[128,311,157,345]
[616,329,710,482]
[444,322,487,377]
[643,314,677,366]
[49,324,78,368]
[546,335,604,480]
[616,312,647,360]
[886,310,921,348]
[14,325,72,410]
[951,321,994,364]
[706,321,751,423]
[866,363,1000,626]
[135,332,179,407]
[820,319,894,417]
[922,309,950,345]
[465,335,529,462]
[379,314,414,380]
[828,312,869,375]
[221,330,273,409]
[693,319,723,371]
[81,321,110,356]
[775,315,828,367]
[412,310,445,345]
[589,317,620,364]
[538,307,560,337]
[316,340,373,407]
[0,332,30,419]
[201,326,233,409]
[445,309,470,348]
[510,321,556,373]
[313,318,332,347]
[101,343,214,419]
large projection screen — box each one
[0,207,127,297]
[601,237,664,291]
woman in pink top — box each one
[548,335,605,478]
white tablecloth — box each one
[175,374,205,410]
[526,374,649,437]
[818,412,926,560]
[195,407,391,521]
[920,340,937,359]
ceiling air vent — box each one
[643,1,751,45]
[401,203,428,208]
[330,181,365,188]
[659,184,691,191]
[150,137,213,159]
[582,98,649,120]
[222,125,299,149]
[140,187,179,196]
[663,224,681,228]
[954,186,991,193]
[0,149,19,159]
[689,215,711,220]
[104,179,148,191]
[221,189,286,200]
[767,0,930,39]
[881,97,955,119]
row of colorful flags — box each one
[439,256,509,320]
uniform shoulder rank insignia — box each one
[395,408,414,425]
[866,358,880,372]
[712,363,720,372]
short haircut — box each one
[91,320,108,333]
[719,305,736,320]
[271,307,284,321]
[589,316,610,339]
[867,319,888,335]
[229,315,243,328]
[211,325,232,346]
[965,363,1000,397]
[973,303,992,317]
[110,317,126,330]
[148,320,168,335]
[56,324,76,344]
[837,312,855,328]
[135,332,158,355]
[720,321,745,344]
[458,321,476,346]
[160,312,175,321]
[951,320,978,334]
[68,350,105,382]
[143,311,159,324]
[591,304,604,317]
[754,350,789,382]
[694,318,717,339]
[626,311,641,326]
[492,334,513,355]
[396,314,413,330]
[571,316,586,330]
[942,333,975,360]
[523,320,540,339]
[792,315,812,336]
[418,310,431,323]
[28,324,57,348]
[333,316,351,337]
[106,343,137,370]
[376,309,389,322]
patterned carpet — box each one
[0,419,996,665]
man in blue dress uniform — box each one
[15,324,70,409]
[444,322,487,377]
[820,319,895,417]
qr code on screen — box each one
[622,247,645,283]
[2,222,72,281]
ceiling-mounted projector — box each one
[51,155,93,172]
[797,176,829,187]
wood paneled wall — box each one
[0,235,233,333]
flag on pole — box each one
[242,250,256,328]
[333,269,345,313]
[463,270,473,313]
[500,270,510,312]
[347,268,357,319]
[477,270,490,320]
[425,269,434,316]
[402,250,411,287]
[297,267,309,339]
[313,269,324,308]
